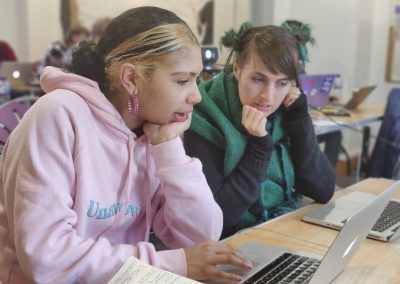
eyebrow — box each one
[252,71,290,81]
[170,72,199,77]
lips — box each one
[172,112,189,122]
[253,103,272,112]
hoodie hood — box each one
[40,66,133,140]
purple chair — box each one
[0,99,31,146]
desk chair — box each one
[367,88,400,178]
[0,98,32,148]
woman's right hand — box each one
[242,105,268,137]
[184,240,252,282]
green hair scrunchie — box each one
[220,22,253,52]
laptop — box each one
[343,85,377,109]
[302,185,400,242]
[0,62,35,88]
[210,179,399,284]
[300,74,338,109]
[321,85,377,116]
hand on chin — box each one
[143,113,192,145]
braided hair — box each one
[66,6,199,95]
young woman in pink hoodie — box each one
[0,6,251,283]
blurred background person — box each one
[38,25,89,73]
[91,17,112,44]
[0,40,17,63]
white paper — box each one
[107,257,201,284]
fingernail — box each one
[246,259,253,269]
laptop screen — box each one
[300,74,338,109]
[0,62,35,88]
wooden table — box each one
[223,178,400,283]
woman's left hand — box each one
[143,113,192,145]
[282,86,301,108]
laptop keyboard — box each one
[243,252,321,284]
[372,200,400,232]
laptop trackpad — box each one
[207,242,286,284]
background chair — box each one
[0,97,33,148]
[367,88,400,178]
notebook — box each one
[302,185,400,242]
[0,62,35,88]
[299,74,338,109]
[209,179,399,284]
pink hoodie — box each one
[0,67,223,283]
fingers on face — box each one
[242,106,266,124]
[283,87,300,108]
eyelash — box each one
[177,79,190,85]
[279,81,290,87]
[252,77,264,83]
[252,77,290,87]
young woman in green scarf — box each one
[184,24,336,238]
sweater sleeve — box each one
[285,115,336,203]
[149,136,223,248]
[183,130,273,236]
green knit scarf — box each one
[190,69,298,228]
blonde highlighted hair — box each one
[67,6,199,95]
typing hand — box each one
[143,113,192,145]
[184,240,252,282]
[242,105,268,137]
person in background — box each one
[0,40,17,63]
[184,23,336,238]
[281,19,343,168]
[38,25,90,72]
[62,25,90,66]
[0,7,251,283]
[91,17,112,44]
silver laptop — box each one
[210,180,399,284]
[344,85,376,109]
[321,85,377,116]
[302,186,400,242]
[0,62,34,88]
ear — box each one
[120,63,138,95]
[233,61,240,80]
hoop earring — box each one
[128,92,139,120]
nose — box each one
[188,85,202,105]
[259,84,274,102]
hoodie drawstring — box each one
[144,137,152,242]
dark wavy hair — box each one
[220,23,300,87]
[66,6,198,94]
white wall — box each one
[1,0,24,60]
[272,0,398,158]
[0,0,61,62]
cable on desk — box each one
[311,107,400,182]
[311,107,400,150]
